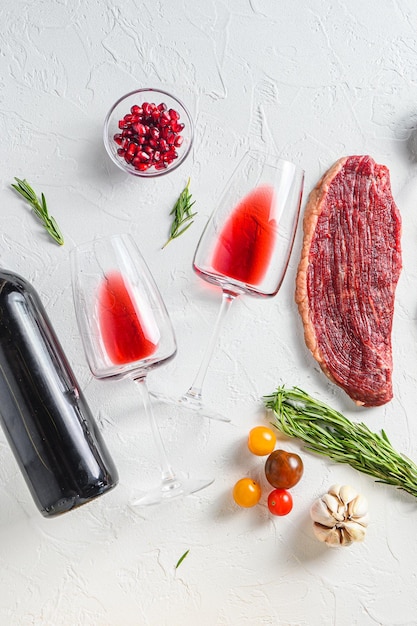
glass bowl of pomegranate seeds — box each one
[103,88,194,177]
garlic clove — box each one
[352,511,370,527]
[336,501,347,521]
[321,493,340,514]
[313,523,343,547]
[310,497,337,527]
[338,527,354,546]
[348,493,368,520]
[328,483,342,498]
[342,520,367,543]
[322,493,345,521]
[338,484,358,505]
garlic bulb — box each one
[310,484,369,547]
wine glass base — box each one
[150,390,231,423]
[131,474,214,507]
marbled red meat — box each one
[295,155,402,406]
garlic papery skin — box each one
[310,484,369,547]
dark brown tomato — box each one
[265,449,304,489]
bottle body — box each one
[0,270,118,517]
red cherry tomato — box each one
[233,478,262,508]
[247,426,276,456]
[267,488,293,516]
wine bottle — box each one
[0,269,118,517]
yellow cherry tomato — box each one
[233,478,262,507]
[247,426,277,456]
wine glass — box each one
[156,150,304,421]
[70,233,214,505]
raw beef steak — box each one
[295,155,402,406]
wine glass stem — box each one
[134,376,176,483]
[185,290,236,403]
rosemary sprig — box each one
[175,549,190,569]
[263,385,417,498]
[162,178,196,248]
[11,177,64,246]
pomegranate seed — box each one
[137,151,150,162]
[166,131,176,145]
[159,111,171,126]
[130,105,141,115]
[117,148,125,156]
[166,148,177,160]
[157,102,167,112]
[169,108,180,121]
[174,135,183,147]
[127,142,137,155]
[159,138,169,152]
[133,122,147,135]
[171,122,184,133]
[137,162,150,171]
[153,150,161,162]
[113,133,123,145]
[155,161,167,170]
[160,126,170,139]
[150,127,160,140]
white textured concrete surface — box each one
[1,1,417,624]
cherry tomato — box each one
[267,488,293,516]
[247,426,277,456]
[233,478,262,508]
[265,449,304,489]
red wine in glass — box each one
[203,184,277,287]
[98,270,159,365]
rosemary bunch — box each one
[163,178,196,248]
[11,177,64,246]
[264,386,417,498]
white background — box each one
[1,1,417,625]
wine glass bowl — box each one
[103,88,194,178]
[193,153,304,298]
[71,235,177,381]
[70,234,213,505]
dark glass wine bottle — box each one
[0,269,118,517]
